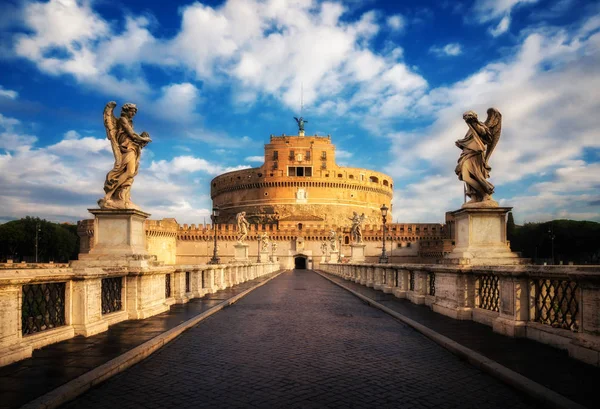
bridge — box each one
[1,265,598,409]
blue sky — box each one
[0,0,599,225]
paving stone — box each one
[61,270,540,409]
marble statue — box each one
[349,212,366,243]
[261,232,269,252]
[455,108,502,207]
[99,101,152,210]
[321,241,328,255]
[272,242,278,252]
[329,230,338,252]
[236,212,249,243]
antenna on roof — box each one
[301,82,304,117]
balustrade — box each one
[319,262,600,367]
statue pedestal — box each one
[259,251,269,263]
[320,255,327,264]
[233,243,249,262]
[329,251,339,263]
[78,208,150,261]
[442,206,523,266]
[350,244,366,263]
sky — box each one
[0,0,599,225]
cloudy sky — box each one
[0,0,599,225]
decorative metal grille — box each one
[185,271,191,293]
[477,274,499,312]
[101,277,123,315]
[22,282,66,335]
[428,272,436,296]
[382,269,387,285]
[532,279,579,331]
[165,274,172,298]
[409,271,415,291]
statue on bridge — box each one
[329,230,338,252]
[236,212,249,244]
[260,232,269,252]
[321,241,328,255]
[348,212,366,243]
[455,108,502,207]
[99,101,152,210]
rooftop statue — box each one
[455,108,502,207]
[236,212,249,244]
[349,212,366,244]
[294,116,307,133]
[99,101,152,210]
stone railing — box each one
[0,262,279,367]
[319,262,600,367]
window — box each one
[273,151,278,160]
[349,175,354,179]
[321,161,327,170]
[337,173,343,178]
[383,180,389,186]
[369,176,379,183]
[306,150,311,160]
[360,174,365,181]
[289,150,295,160]
[288,166,313,177]
[321,151,327,160]
[273,162,278,169]
[298,223,303,230]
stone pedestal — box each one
[350,244,366,263]
[320,255,327,264]
[85,208,150,257]
[259,251,269,263]
[234,243,250,262]
[329,251,339,263]
[443,206,522,266]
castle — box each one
[78,130,451,269]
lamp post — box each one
[379,204,389,264]
[209,205,220,264]
[338,231,342,263]
[548,226,555,265]
[35,222,41,263]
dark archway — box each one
[294,256,307,269]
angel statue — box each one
[348,212,366,243]
[455,108,502,207]
[329,230,338,252]
[236,212,249,244]
[320,241,328,255]
[98,101,152,210]
[260,232,269,252]
[294,116,307,133]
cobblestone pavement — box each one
[0,272,280,409]
[62,270,540,409]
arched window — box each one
[369,176,379,183]
[298,223,303,230]
[383,180,389,186]
[344,236,350,245]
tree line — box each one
[0,217,79,263]
[507,213,600,264]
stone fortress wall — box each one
[210,135,393,226]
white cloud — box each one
[244,156,264,163]
[0,86,18,99]
[430,43,463,57]
[388,17,600,223]
[473,0,539,36]
[149,155,250,178]
[154,83,200,122]
[386,14,406,32]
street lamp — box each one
[338,231,342,263]
[35,222,41,263]
[209,205,220,264]
[379,204,389,264]
[548,226,555,265]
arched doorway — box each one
[294,255,307,269]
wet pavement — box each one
[60,270,541,409]
[321,271,600,409]
[0,271,281,409]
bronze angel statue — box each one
[294,116,307,133]
[98,101,152,210]
[455,108,501,206]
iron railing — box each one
[409,271,415,291]
[477,274,499,312]
[428,272,436,296]
[165,274,172,298]
[22,282,66,335]
[101,277,123,314]
[532,279,579,331]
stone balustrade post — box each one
[392,269,409,298]
[407,270,427,305]
[492,275,528,337]
[373,266,384,290]
[381,267,394,294]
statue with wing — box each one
[348,211,366,244]
[294,116,307,133]
[455,108,501,207]
[99,101,152,210]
